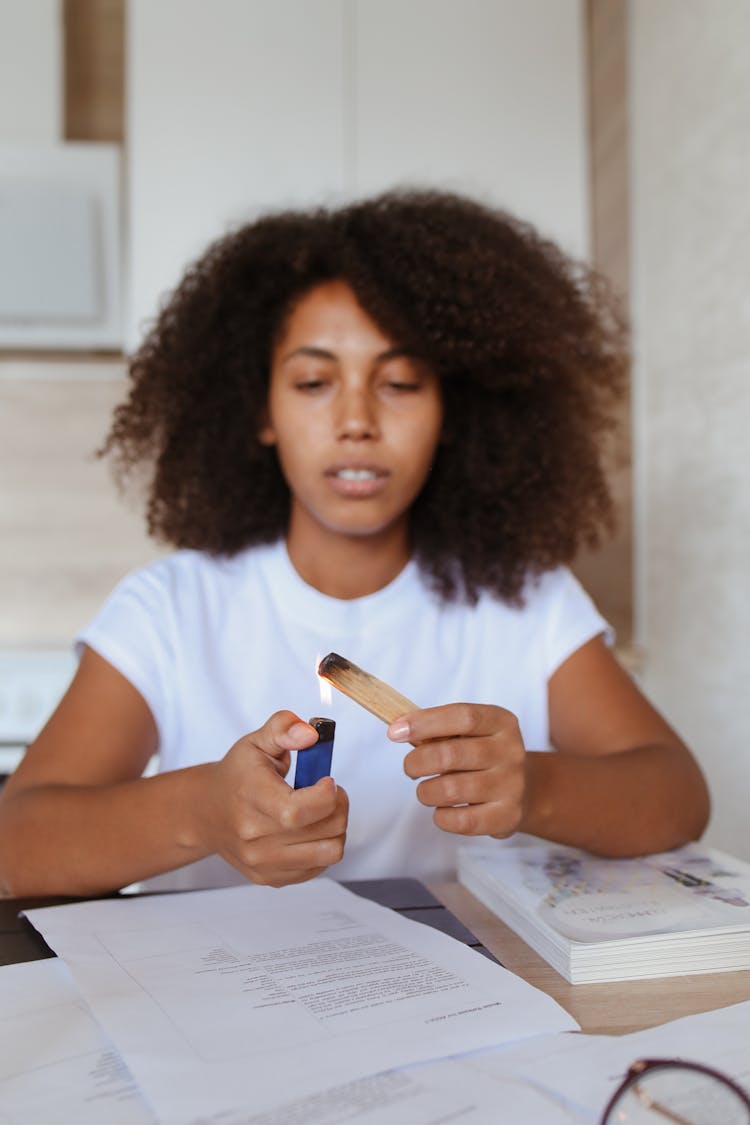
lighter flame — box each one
[316,655,333,706]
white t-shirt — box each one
[77,541,609,881]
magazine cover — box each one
[460,842,750,943]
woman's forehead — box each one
[274,281,397,356]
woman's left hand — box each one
[388,704,528,838]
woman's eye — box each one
[385,380,420,392]
[379,358,430,393]
[294,378,327,391]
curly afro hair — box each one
[101,188,627,604]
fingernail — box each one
[289,722,312,742]
[388,719,410,741]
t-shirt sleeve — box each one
[75,563,177,751]
[537,568,613,679]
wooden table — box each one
[430,879,750,1036]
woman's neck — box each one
[285,520,411,600]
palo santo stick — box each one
[317,652,418,726]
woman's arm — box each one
[526,634,710,853]
[392,635,710,857]
[0,648,347,897]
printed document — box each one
[0,959,579,1124]
[25,878,577,1123]
[0,958,155,1124]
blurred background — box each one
[0,0,748,860]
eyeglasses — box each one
[600,1058,750,1124]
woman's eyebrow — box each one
[376,347,410,362]
[280,345,411,364]
[280,345,337,364]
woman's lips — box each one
[325,465,389,498]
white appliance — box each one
[0,650,76,775]
[0,143,123,350]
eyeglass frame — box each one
[599,1056,750,1124]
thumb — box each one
[250,710,320,771]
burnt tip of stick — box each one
[318,652,351,677]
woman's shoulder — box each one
[77,543,282,659]
[521,565,596,610]
[468,566,596,618]
[113,542,280,601]
[468,566,611,664]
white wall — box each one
[351,0,587,252]
[126,0,347,346]
[631,1,750,860]
[0,0,61,141]
[127,0,587,347]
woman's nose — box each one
[335,385,379,440]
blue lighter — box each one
[293,717,336,789]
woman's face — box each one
[260,280,443,552]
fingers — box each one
[224,710,314,786]
[388,702,515,744]
[279,781,349,838]
[202,712,349,888]
[393,704,522,781]
[402,736,498,779]
[224,788,349,887]
[255,709,321,760]
[243,832,348,885]
[432,804,510,837]
[232,710,337,825]
[415,768,502,807]
[415,770,525,837]
[235,752,345,835]
[414,759,524,814]
[387,702,527,841]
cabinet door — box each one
[352,0,588,259]
[127,0,348,347]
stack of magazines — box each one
[457,840,750,983]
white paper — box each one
[468,1000,750,1121]
[0,958,155,1125]
[0,958,581,1125]
[190,1054,585,1125]
[25,878,578,1123]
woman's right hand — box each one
[196,710,348,887]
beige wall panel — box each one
[631,0,750,860]
[0,371,159,648]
